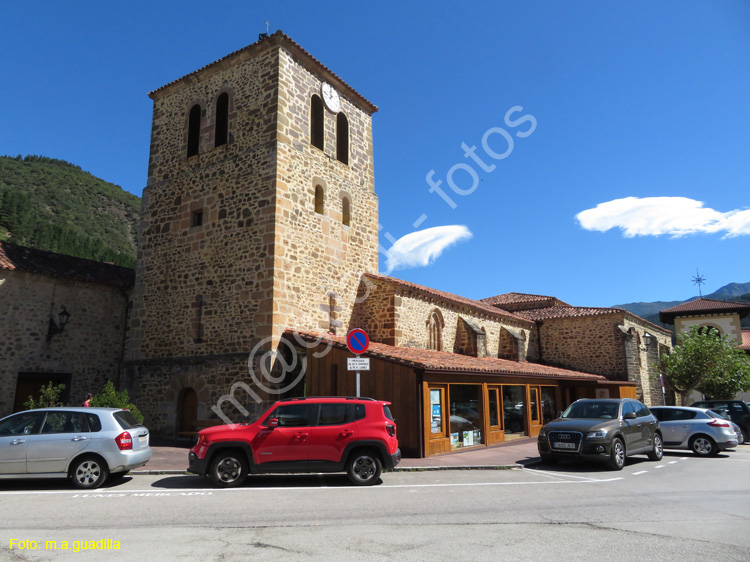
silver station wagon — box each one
[0,407,152,488]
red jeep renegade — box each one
[188,397,401,487]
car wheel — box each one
[607,437,626,471]
[647,433,663,461]
[210,450,248,488]
[689,435,717,457]
[741,426,749,444]
[540,453,557,465]
[346,450,382,485]
[71,456,109,489]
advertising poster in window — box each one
[430,390,442,434]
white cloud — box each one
[382,225,473,274]
[576,197,750,238]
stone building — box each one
[481,292,673,406]
[0,241,132,416]
[660,298,750,402]
[659,298,750,347]
[124,32,379,434]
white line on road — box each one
[0,478,625,498]
[655,465,665,469]
[668,461,678,464]
[632,471,647,475]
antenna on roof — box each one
[692,268,706,297]
[259,21,270,40]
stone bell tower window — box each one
[314,185,325,215]
[310,95,324,150]
[187,104,201,157]
[215,93,229,147]
[342,195,351,226]
[336,113,349,165]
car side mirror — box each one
[267,418,279,429]
[623,412,637,420]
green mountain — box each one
[0,155,140,268]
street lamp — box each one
[47,308,71,342]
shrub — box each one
[89,381,144,423]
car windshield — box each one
[561,401,620,419]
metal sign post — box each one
[346,330,370,398]
[347,357,370,398]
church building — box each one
[0,32,672,458]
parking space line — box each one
[0,477,626,498]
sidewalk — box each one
[132,438,541,474]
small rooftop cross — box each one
[692,269,706,297]
[265,21,270,34]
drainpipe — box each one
[536,321,544,363]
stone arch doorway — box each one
[177,387,198,433]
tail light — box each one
[707,420,730,428]
[115,431,133,450]
[386,424,396,437]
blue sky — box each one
[2,1,748,307]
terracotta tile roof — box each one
[0,241,134,289]
[286,329,607,381]
[480,292,568,312]
[740,330,750,351]
[517,305,626,321]
[481,292,558,305]
[659,298,750,324]
[364,274,533,326]
[148,31,378,114]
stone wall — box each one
[271,48,378,342]
[0,270,128,416]
[538,312,672,406]
[128,45,281,362]
[355,277,537,360]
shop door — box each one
[529,386,543,436]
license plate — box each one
[139,435,148,443]
[553,442,576,449]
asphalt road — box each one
[1,447,749,561]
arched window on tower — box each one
[315,185,325,215]
[342,195,351,226]
[311,95,324,150]
[336,113,349,165]
[426,310,444,351]
[215,93,229,147]
[187,104,202,157]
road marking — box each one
[655,465,665,469]
[0,478,625,498]
[522,468,610,482]
[632,471,647,475]
[668,461,678,464]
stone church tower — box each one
[125,32,379,435]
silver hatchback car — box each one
[650,406,738,456]
[0,407,152,488]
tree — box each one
[89,381,144,423]
[660,326,750,402]
[24,381,66,409]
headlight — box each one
[586,430,608,439]
[538,429,546,438]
